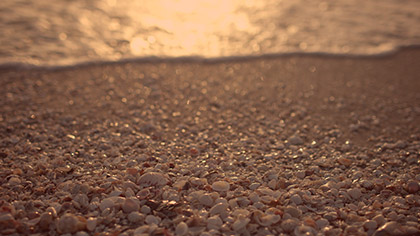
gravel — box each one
[1,51,420,235]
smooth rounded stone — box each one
[316,218,329,229]
[372,215,386,226]
[324,212,338,222]
[407,181,419,193]
[175,222,189,236]
[290,194,303,205]
[209,203,228,215]
[294,225,317,236]
[253,211,280,226]
[122,198,140,213]
[74,194,89,208]
[57,213,84,234]
[284,206,302,218]
[207,215,223,230]
[347,188,362,200]
[363,220,378,230]
[8,177,21,185]
[145,215,160,225]
[212,181,230,192]
[249,192,260,203]
[199,194,214,207]
[140,205,151,214]
[99,198,115,211]
[128,212,144,223]
[38,212,54,230]
[288,135,304,145]
[137,172,169,187]
[86,217,97,231]
[372,221,401,236]
[281,218,300,233]
[232,215,250,231]
[75,231,89,236]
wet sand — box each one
[0,48,419,235]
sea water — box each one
[1,0,420,67]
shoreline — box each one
[0,47,419,235]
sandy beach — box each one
[1,48,420,235]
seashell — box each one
[212,181,230,192]
[137,172,169,187]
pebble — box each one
[175,222,188,236]
[140,205,151,214]
[288,135,304,145]
[57,213,84,234]
[212,181,230,192]
[290,194,303,205]
[8,177,21,185]
[296,171,306,179]
[99,198,115,211]
[347,188,362,200]
[199,194,214,207]
[316,218,329,229]
[281,218,300,233]
[372,221,400,236]
[145,215,159,225]
[86,217,97,231]
[284,206,302,218]
[372,215,386,226]
[209,202,228,215]
[128,212,144,223]
[207,215,223,230]
[38,212,54,230]
[232,215,250,231]
[249,183,260,190]
[407,181,419,193]
[137,172,169,187]
[363,220,378,230]
[122,198,140,213]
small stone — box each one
[99,198,115,211]
[199,194,214,207]
[145,215,159,225]
[281,218,300,233]
[175,222,188,236]
[372,215,386,226]
[57,213,83,234]
[372,221,400,236]
[324,212,338,222]
[288,135,304,145]
[347,188,362,200]
[363,220,378,230]
[140,205,151,214]
[284,206,302,218]
[296,171,306,179]
[8,177,21,185]
[38,212,54,230]
[75,232,89,236]
[137,172,169,187]
[316,218,329,229]
[361,180,374,190]
[209,202,228,215]
[207,215,223,230]
[232,215,250,231]
[407,181,419,193]
[86,217,97,231]
[122,198,140,213]
[290,194,303,205]
[212,181,230,192]
[249,183,260,190]
[128,212,144,223]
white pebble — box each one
[175,222,189,236]
[212,181,230,192]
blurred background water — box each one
[1,0,420,67]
